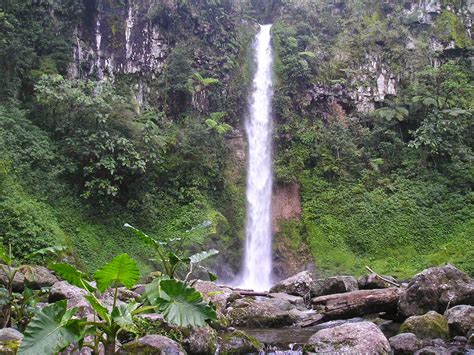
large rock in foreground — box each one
[307,321,391,354]
[444,305,474,336]
[311,275,358,297]
[0,328,23,354]
[226,298,295,328]
[400,311,450,340]
[269,271,313,297]
[122,335,186,354]
[398,264,474,317]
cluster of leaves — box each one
[19,246,218,354]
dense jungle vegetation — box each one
[0,0,473,281]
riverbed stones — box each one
[400,311,450,340]
[307,320,391,354]
[218,330,262,354]
[180,325,218,354]
[226,298,295,328]
[268,292,306,308]
[122,335,186,354]
[311,275,358,297]
[19,265,58,289]
[192,280,235,313]
[269,270,313,297]
[398,264,474,317]
[389,333,423,354]
[444,305,474,336]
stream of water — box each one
[239,24,274,292]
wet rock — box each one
[358,273,398,289]
[122,335,186,354]
[311,275,358,297]
[116,287,140,302]
[226,298,295,328]
[19,265,58,289]
[269,292,306,309]
[400,311,450,340]
[307,321,391,354]
[0,266,25,292]
[181,325,218,354]
[398,264,474,317]
[218,330,262,354]
[311,317,365,331]
[0,328,23,355]
[389,333,423,354]
[445,305,474,337]
[269,271,313,297]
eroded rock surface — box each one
[269,270,313,297]
[122,335,186,354]
[389,333,423,354]
[445,305,474,336]
[307,321,391,354]
[400,311,450,340]
[398,264,474,317]
[311,275,358,297]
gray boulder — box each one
[0,328,23,342]
[122,335,186,354]
[307,321,391,354]
[218,330,262,354]
[268,292,306,309]
[399,311,450,340]
[49,281,92,319]
[0,328,23,355]
[445,305,474,336]
[20,265,58,289]
[311,275,358,297]
[0,266,25,292]
[358,273,398,289]
[389,333,423,354]
[192,280,235,313]
[398,264,474,317]
[180,325,218,354]
[269,271,313,297]
[226,298,295,328]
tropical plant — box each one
[0,244,65,329]
[124,223,219,281]
[19,252,217,354]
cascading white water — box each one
[239,24,274,292]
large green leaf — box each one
[153,279,217,327]
[84,295,110,323]
[25,246,67,260]
[111,302,140,333]
[124,223,165,246]
[50,263,95,292]
[189,249,219,264]
[94,253,139,293]
[19,300,85,355]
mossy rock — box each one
[218,330,263,354]
[400,311,450,340]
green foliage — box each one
[434,11,472,48]
[153,279,217,327]
[19,300,84,355]
[93,253,140,292]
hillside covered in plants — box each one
[0,0,473,284]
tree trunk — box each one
[311,287,403,320]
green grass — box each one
[300,171,474,279]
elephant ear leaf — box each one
[154,279,217,327]
[94,253,140,293]
[50,263,96,292]
[19,300,85,355]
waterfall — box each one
[239,24,274,292]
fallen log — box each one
[311,287,403,319]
